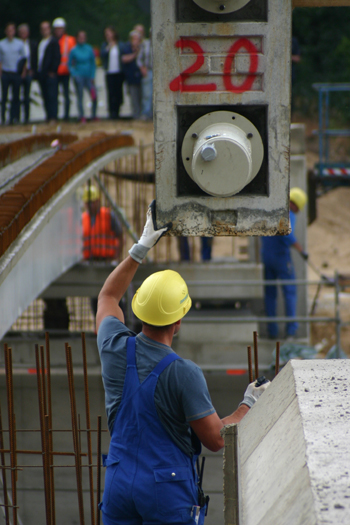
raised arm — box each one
[96,202,171,331]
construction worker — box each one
[82,184,123,315]
[96,201,270,524]
[52,18,75,121]
[261,187,308,340]
[82,184,122,261]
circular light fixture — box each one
[192,0,251,14]
[181,111,264,197]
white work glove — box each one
[129,201,172,263]
[239,377,271,409]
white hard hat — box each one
[52,18,66,28]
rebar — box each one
[275,342,280,376]
[253,331,259,380]
[247,346,253,384]
[45,333,56,525]
[35,345,52,525]
[96,416,102,525]
[65,344,85,525]
[4,345,17,525]
[0,404,10,525]
[82,332,95,525]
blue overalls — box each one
[100,337,207,525]
[261,211,298,338]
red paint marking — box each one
[223,38,259,93]
[169,39,217,93]
[226,369,247,376]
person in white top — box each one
[17,24,37,123]
[100,26,124,120]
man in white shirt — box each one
[36,21,60,122]
[17,24,37,123]
[0,22,25,125]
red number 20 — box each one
[169,37,259,94]
[169,39,217,92]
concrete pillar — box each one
[222,359,350,524]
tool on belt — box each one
[196,457,210,516]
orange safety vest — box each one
[58,34,76,75]
[82,207,120,259]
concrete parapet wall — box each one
[222,360,350,524]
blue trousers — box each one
[101,337,206,525]
[141,70,153,119]
[1,71,21,124]
[73,76,97,119]
[264,256,298,338]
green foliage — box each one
[293,7,350,116]
[0,0,150,46]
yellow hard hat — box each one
[132,270,192,326]
[83,185,100,203]
[290,187,307,211]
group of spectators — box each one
[0,19,153,125]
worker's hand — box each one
[301,251,309,261]
[129,201,172,263]
[239,378,271,409]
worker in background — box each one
[179,237,213,262]
[96,201,270,524]
[52,18,75,121]
[261,187,308,340]
[82,184,123,314]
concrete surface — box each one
[223,359,350,524]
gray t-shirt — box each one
[97,316,215,457]
[0,38,25,72]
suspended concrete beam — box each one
[222,359,350,525]
[0,146,138,341]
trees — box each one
[0,0,150,45]
[293,7,350,114]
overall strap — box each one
[126,336,136,366]
[151,353,180,377]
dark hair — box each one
[142,322,174,331]
[5,22,16,30]
[105,26,119,42]
[76,30,86,38]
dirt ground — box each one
[3,117,350,354]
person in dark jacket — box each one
[100,27,124,120]
[36,21,60,122]
[0,22,25,125]
[121,30,142,119]
[17,24,37,123]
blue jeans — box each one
[264,255,298,338]
[73,76,97,119]
[141,70,153,119]
[1,71,21,124]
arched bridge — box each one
[0,132,138,340]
